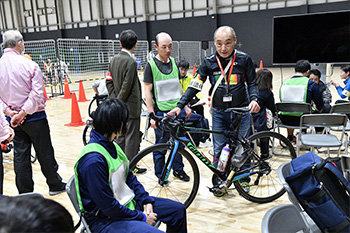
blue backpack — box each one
[286,152,350,232]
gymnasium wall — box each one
[7,1,350,66]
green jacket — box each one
[150,57,182,111]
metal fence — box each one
[1,38,212,97]
[2,38,212,77]
[179,41,201,66]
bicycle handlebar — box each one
[226,107,250,114]
[148,112,189,142]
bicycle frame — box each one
[159,126,265,186]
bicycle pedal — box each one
[208,186,227,197]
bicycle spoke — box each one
[130,143,199,208]
[234,131,296,203]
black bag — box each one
[286,152,350,232]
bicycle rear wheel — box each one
[233,131,296,203]
[130,143,200,208]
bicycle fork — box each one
[158,140,180,186]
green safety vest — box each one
[280,76,309,116]
[150,57,182,111]
[74,142,136,214]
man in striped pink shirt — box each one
[0,30,65,195]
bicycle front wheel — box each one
[130,143,200,208]
[233,131,296,203]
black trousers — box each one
[12,118,64,193]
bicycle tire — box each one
[88,98,98,118]
[130,143,200,208]
[82,123,93,145]
[233,131,296,203]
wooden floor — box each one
[2,66,344,232]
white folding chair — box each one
[296,114,348,157]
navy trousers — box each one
[92,197,187,233]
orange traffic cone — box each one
[64,93,85,127]
[78,80,89,102]
[259,60,263,69]
[61,78,72,99]
[192,65,197,76]
[43,87,52,100]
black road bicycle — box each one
[130,108,296,208]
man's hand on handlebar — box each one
[248,100,260,113]
[184,105,192,118]
[168,107,181,118]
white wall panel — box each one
[0,0,349,32]
[102,0,112,19]
[193,0,207,16]
[287,0,305,7]
[184,0,193,17]
[1,1,15,29]
[171,0,184,19]
[156,0,170,20]
[71,0,80,23]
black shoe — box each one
[49,183,67,196]
[136,167,147,174]
[261,154,273,160]
[173,170,190,182]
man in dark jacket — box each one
[107,30,142,161]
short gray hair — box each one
[2,30,23,48]
[213,26,236,40]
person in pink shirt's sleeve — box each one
[0,108,14,195]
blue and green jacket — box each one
[75,129,154,227]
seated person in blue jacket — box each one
[74,98,187,233]
[330,65,350,104]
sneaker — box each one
[240,182,250,193]
[173,170,190,182]
[49,183,67,196]
[136,167,147,174]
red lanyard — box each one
[216,51,236,87]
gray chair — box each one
[261,204,309,233]
[330,102,350,154]
[274,102,312,136]
[66,176,92,233]
[277,162,321,233]
[296,114,348,157]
